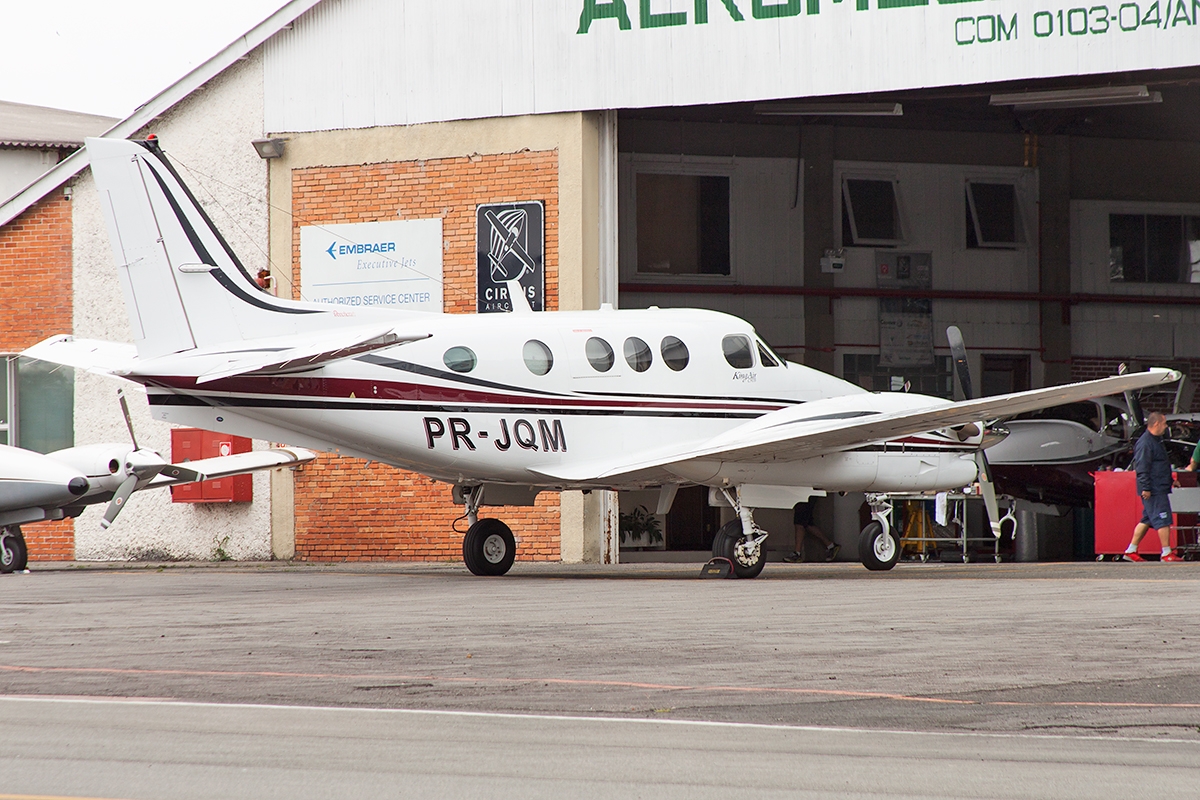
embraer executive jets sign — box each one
[299,220,443,313]
[263,0,1200,131]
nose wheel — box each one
[463,518,516,576]
[859,521,900,571]
[711,519,767,579]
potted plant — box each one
[619,504,663,548]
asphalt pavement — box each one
[2,559,1200,798]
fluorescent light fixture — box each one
[754,102,903,117]
[251,137,287,159]
[989,85,1162,110]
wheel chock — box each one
[699,557,734,579]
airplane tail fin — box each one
[86,137,399,360]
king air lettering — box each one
[578,0,990,30]
[423,417,567,453]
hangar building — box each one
[2,0,1198,563]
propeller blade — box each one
[159,463,204,484]
[950,327,1003,536]
[973,451,1003,538]
[1118,363,1146,435]
[946,325,974,401]
[118,389,139,451]
[100,474,139,529]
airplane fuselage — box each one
[133,306,981,494]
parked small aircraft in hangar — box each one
[0,390,314,572]
[21,137,1179,577]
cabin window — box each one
[661,336,690,372]
[722,335,754,369]
[442,346,477,374]
[586,337,615,373]
[965,181,1022,249]
[624,337,653,372]
[523,340,554,376]
[636,173,731,276]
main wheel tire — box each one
[462,519,516,576]
[712,519,766,580]
[1,528,26,575]
[12,527,26,571]
[859,521,900,571]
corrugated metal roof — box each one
[0,0,323,226]
[0,100,117,149]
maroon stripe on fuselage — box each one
[142,374,790,413]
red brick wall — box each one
[0,193,75,560]
[290,151,562,562]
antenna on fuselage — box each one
[505,279,534,314]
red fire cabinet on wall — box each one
[170,429,253,503]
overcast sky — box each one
[0,0,292,119]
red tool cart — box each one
[1093,470,1200,559]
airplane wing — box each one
[533,368,1181,482]
[145,446,317,487]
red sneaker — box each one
[1162,552,1184,562]
[1124,552,1146,562]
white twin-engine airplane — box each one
[23,137,1179,577]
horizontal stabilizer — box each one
[190,326,429,384]
[21,336,138,376]
[146,446,316,487]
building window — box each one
[842,354,953,399]
[1,355,74,452]
[636,173,730,275]
[841,177,904,246]
[1109,213,1200,283]
[966,182,1022,249]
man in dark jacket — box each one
[1123,412,1182,562]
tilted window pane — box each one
[845,179,898,242]
[967,183,1018,246]
[1108,214,1145,282]
[636,173,730,275]
[16,357,73,453]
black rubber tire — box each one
[462,518,516,576]
[1,528,26,574]
[712,519,766,579]
[859,521,900,571]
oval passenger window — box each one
[624,337,652,372]
[523,339,554,376]
[586,337,615,372]
[722,335,753,369]
[661,336,690,372]
[443,346,477,373]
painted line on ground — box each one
[3,694,1200,747]
[4,663,1200,709]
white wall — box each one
[618,154,805,348]
[71,51,276,561]
[262,0,1200,132]
[0,148,59,205]
[1071,199,1200,360]
[831,161,1041,385]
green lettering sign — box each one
[578,0,633,33]
[752,0,803,18]
[997,13,1016,38]
[695,0,746,22]
[878,0,927,8]
[1170,0,1193,25]
[642,0,688,27]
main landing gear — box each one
[859,496,900,571]
[1,526,28,574]
[458,486,516,576]
[710,489,768,579]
